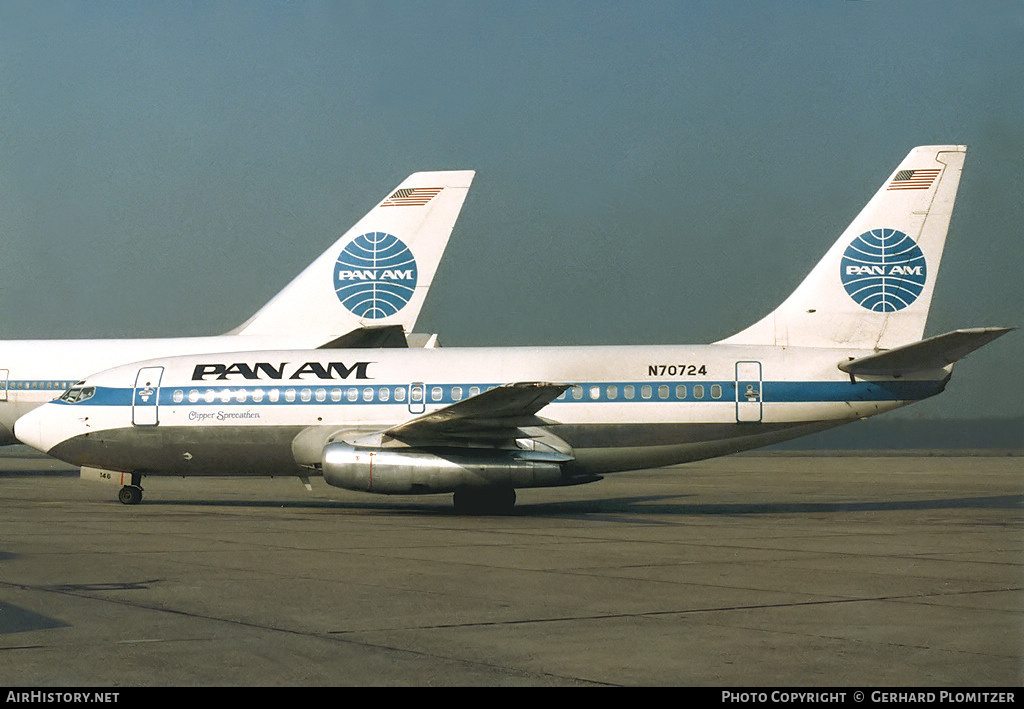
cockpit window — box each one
[59,386,95,404]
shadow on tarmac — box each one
[90,492,1024,519]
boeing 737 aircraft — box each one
[15,146,1012,512]
[0,170,474,443]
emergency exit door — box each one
[408,382,425,414]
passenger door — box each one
[132,366,164,426]
[735,361,763,423]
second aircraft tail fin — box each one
[230,170,475,343]
[719,146,966,350]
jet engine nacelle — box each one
[321,443,570,495]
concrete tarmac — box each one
[0,450,1020,687]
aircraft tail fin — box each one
[718,146,966,350]
[229,170,475,342]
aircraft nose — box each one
[14,407,54,453]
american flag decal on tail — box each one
[381,187,443,207]
[886,168,940,191]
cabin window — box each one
[300,388,312,402]
[268,389,280,403]
[623,385,635,400]
[188,389,200,403]
[589,386,600,400]
[378,387,390,402]
[394,387,407,402]
[469,386,481,397]
[363,387,373,402]
[285,389,296,403]
[693,385,705,399]
[253,389,265,403]
[451,386,463,401]
[676,385,687,399]
[711,384,722,399]
[330,388,342,402]
[172,390,184,403]
[431,386,443,402]
[346,388,358,402]
[641,385,652,400]
[658,385,669,399]
[607,385,617,400]
[572,386,583,400]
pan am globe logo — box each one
[840,228,927,312]
[334,232,418,319]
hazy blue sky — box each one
[1,1,1021,422]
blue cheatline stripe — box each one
[53,378,946,409]
[765,380,942,402]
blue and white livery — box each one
[14,146,1012,512]
[0,170,475,443]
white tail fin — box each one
[229,170,475,343]
[719,146,966,349]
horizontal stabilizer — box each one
[317,325,409,349]
[838,327,1013,376]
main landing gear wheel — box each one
[118,485,143,505]
[452,487,516,515]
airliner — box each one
[0,170,474,443]
[14,146,1012,512]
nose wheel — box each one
[117,475,144,505]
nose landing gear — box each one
[117,474,144,505]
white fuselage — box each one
[14,344,949,479]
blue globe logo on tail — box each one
[840,229,927,312]
[334,232,418,319]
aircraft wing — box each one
[356,381,571,449]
